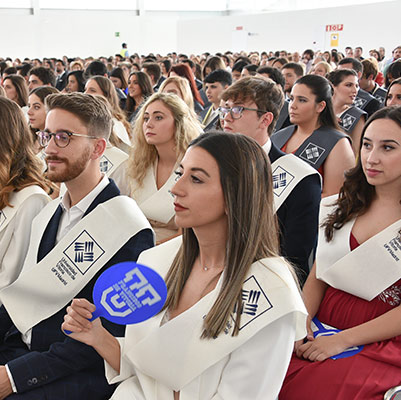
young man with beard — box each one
[0,93,154,399]
[220,76,321,284]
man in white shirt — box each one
[0,93,154,399]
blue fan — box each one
[65,262,167,334]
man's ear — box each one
[260,111,274,130]
[91,137,107,160]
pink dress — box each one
[279,233,401,400]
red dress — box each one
[280,234,401,399]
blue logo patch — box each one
[232,275,273,330]
[272,166,295,197]
[63,230,105,274]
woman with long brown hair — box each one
[85,75,132,150]
[125,71,153,123]
[0,97,50,293]
[280,106,401,399]
[3,74,29,112]
[272,74,355,197]
[327,69,367,155]
[63,131,306,400]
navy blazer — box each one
[268,143,321,285]
[0,180,154,399]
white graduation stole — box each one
[271,154,321,212]
[121,237,307,391]
[0,186,49,233]
[0,196,153,334]
[100,145,129,176]
[316,196,401,301]
[133,167,176,224]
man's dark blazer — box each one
[0,180,154,399]
[55,71,68,91]
[200,106,219,132]
[268,143,321,285]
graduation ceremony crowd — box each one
[0,42,400,399]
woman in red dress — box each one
[280,106,401,400]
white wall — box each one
[0,1,400,59]
[0,8,179,59]
[177,0,401,56]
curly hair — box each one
[323,106,401,241]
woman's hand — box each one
[61,298,104,346]
[294,315,315,355]
[296,333,348,362]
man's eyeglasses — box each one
[218,106,269,120]
[36,131,98,148]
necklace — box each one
[202,265,223,271]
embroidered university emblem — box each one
[0,210,6,229]
[63,230,105,274]
[100,155,114,173]
[340,114,356,132]
[299,143,325,165]
[272,166,294,197]
[374,94,385,105]
[232,275,273,330]
[354,97,367,109]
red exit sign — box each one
[326,24,343,32]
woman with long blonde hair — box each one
[63,132,306,400]
[123,92,201,243]
[0,97,50,294]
